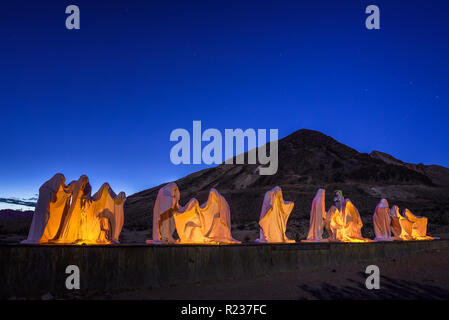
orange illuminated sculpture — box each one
[149,184,240,244]
[174,198,207,243]
[373,199,392,241]
[303,188,327,242]
[390,205,413,240]
[22,173,69,244]
[56,175,92,243]
[256,186,295,243]
[401,208,433,240]
[327,191,370,242]
[147,182,180,244]
[390,205,434,240]
[196,189,240,244]
[84,183,126,244]
[22,174,126,245]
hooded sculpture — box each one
[325,205,339,240]
[150,182,180,243]
[154,186,240,244]
[334,190,345,211]
[257,186,295,243]
[390,205,413,240]
[373,199,392,241]
[173,198,207,243]
[340,199,369,242]
[21,173,69,244]
[85,183,126,244]
[55,175,91,243]
[23,174,126,245]
[304,189,326,242]
[329,193,370,242]
[402,208,433,240]
[198,189,240,244]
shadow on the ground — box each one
[298,272,449,300]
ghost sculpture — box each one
[303,188,326,242]
[173,198,207,243]
[373,199,392,241]
[390,206,433,240]
[325,206,338,240]
[390,205,413,240]
[147,182,180,244]
[256,186,295,243]
[21,173,70,244]
[327,191,370,242]
[22,174,126,245]
[197,189,240,244]
[149,184,240,244]
[85,183,126,244]
[401,208,433,240]
[55,175,92,243]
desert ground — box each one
[46,244,449,300]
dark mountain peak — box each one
[281,129,361,161]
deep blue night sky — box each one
[0,0,448,199]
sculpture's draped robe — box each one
[151,183,179,243]
[22,174,126,245]
[390,205,403,239]
[390,205,413,240]
[57,175,91,243]
[173,198,207,243]
[22,174,68,244]
[325,206,338,240]
[198,189,240,243]
[330,199,370,242]
[40,182,72,243]
[402,208,433,240]
[257,186,295,243]
[85,183,125,244]
[373,199,392,241]
[171,189,240,244]
[305,189,326,242]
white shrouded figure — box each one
[21,173,69,244]
[149,182,180,244]
[390,205,404,239]
[257,186,295,243]
[329,197,370,242]
[23,174,126,244]
[153,186,239,244]
[402,208,433,240]
[390,205,414,240]
[86,183,126,244]
[325,206,339,240]
[373,199,392,241]
[199,189,240,243]
[304,188,326,242]
[173,198,207,243]
[56,175,91,244]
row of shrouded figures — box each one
[22,173,434,245]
